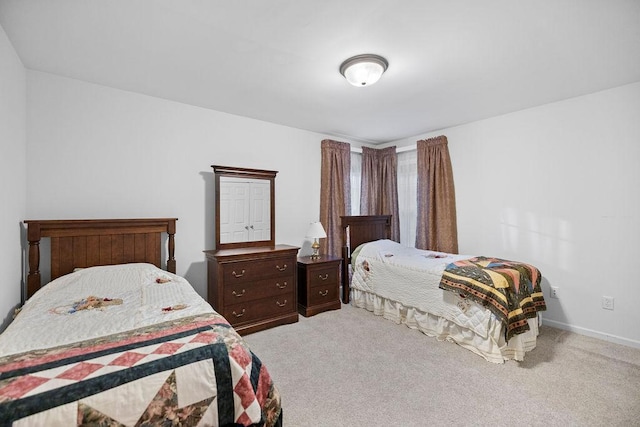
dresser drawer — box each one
[224,293,295,326]
[222,256,294,283]
[223,276,293,305]
[307,265,340,287]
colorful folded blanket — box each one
[439,256,546,340]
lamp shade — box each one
[340,54,388,87]
[305,222,327,239]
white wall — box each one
[0,24,26,332]
[15,64,640,348]
[389,82,640,347]
[26,71,334,298]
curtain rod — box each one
[351,145,416,154]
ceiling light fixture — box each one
[339,54,388,87]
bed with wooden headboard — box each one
[339,215,545,363]
[0,218,282,426]
[340,215,391,303]
[24,218,177,298]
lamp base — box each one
[310,239,321,259]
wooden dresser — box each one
[205,245,299,335]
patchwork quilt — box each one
[0,313,281,426]
[439,256,546,340]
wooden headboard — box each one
[340,215,391,303]
[24,218,177,298]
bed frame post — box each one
[167,219,176,273]
[342,245,350,304]
[27,222,42,298]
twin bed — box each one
[341,215,546,363]
[0,219,281,426]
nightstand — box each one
[297,255,342,317]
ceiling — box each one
[1,1,639,144]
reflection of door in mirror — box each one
[219,177,270,244]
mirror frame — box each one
[212,165,277,250]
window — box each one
[350,148,417,247]
[397,149,417,247]
[350,151,362,216]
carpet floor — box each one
[244,303,640,427]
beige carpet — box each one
[244,303,640,427]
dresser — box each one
[205,245,299,335]
[297,255,342,317]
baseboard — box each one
[542,318,640,349]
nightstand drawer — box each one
[307,265,339,287]
[307,284,339,306]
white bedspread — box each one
[0,263,214,357]
[351,240,491,335]
[350,240,539,362]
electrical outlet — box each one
[550,286,559,299]
[602,296,614,310]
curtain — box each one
[320,139,351,258]
[360,146,400,242]
[397,149,417,247]
[415,136,458,253]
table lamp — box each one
[306,222,327,259]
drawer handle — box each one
[319,290,329,297]
[275,300,287,307]
[232,289,246,297]
[318,273,329,281]
[276,264,288,271]
[232,308,246,318]
[275,282,288,289]
[232,270,246,278]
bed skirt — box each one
[350,288,539,363]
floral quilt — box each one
[0,313,281,426]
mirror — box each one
[213,165,277,250]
